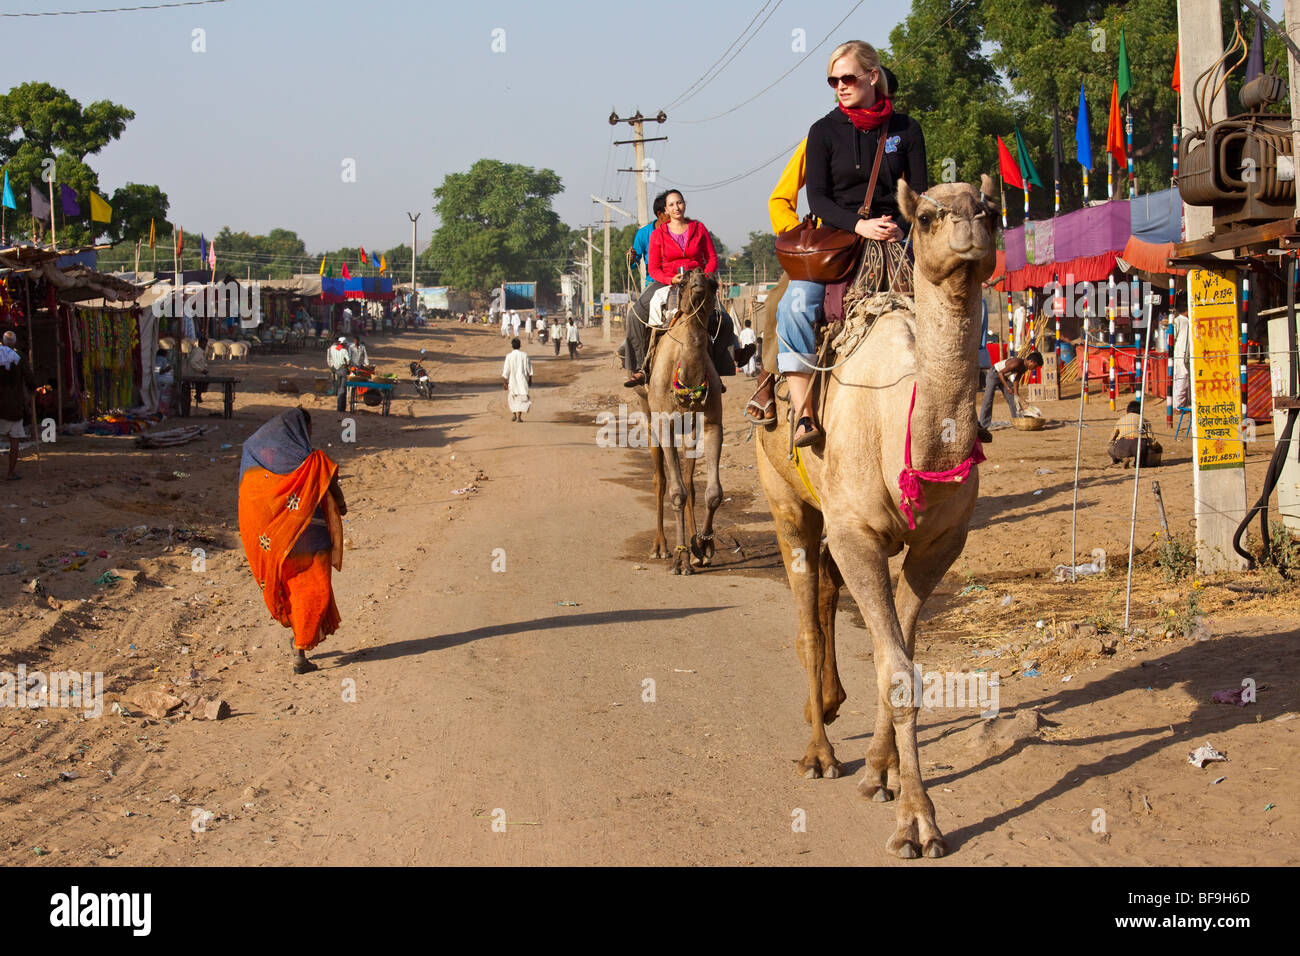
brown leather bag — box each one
[775,126,889,283]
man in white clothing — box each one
[502,337,533,423]
[326,336,350,412]
[737,319,758,376]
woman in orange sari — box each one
[238,408,347,674]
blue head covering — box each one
[239,408,313,483]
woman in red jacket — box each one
[623,190,736,386]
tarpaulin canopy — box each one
[1121,236,1187,276]
[998,188,1184,291]
[1129,189,1182,243]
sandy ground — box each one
[1,322,1296,866]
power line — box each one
[667,0,784,110]
[660,139,800,192]
[0,0,226,15]
[675,0,869,124]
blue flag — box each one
[61,183,81,216]
[1075,82,1093,170]
[199,233,207,263]
[371,251,380,268]
[1,171,15,211]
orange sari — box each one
[238,449,343,650]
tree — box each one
[0,82,153,246]
[728,230,781,284]
[886,0,1007,203]
[428,159,571,297]
[108,183,169,245]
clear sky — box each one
[2,0,907,256]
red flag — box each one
[175,226,183,256]
[342,262,351,279]
[359,246,367,263]
[1107,79,1127,166]
[1171,45,1181,93]
[997,135,1024,190]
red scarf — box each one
[839,97,893,131]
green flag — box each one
[1013,124,1044,189]
[1118,27,1132,101]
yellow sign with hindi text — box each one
[1188,268,1244,471]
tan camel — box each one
[637,270,724,574]
[756,177,997,858]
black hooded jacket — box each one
[805,106,928,235]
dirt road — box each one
[2,324,1296,865]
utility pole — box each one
[591,195,635,342]
[578,231,600,328]
[610,110,668,228]
[407,211,420,309]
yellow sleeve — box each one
[768,139,807,235]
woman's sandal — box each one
[793,417,823,448]
[744,397,774,425]
[623,371,646,388]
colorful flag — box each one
[342,262,351,279]
[319,255,326,276]
[1117,28,1132,101]
[89,190,112,223]
[379,253,387,274]
[29,183,51,220]
[149,218,156,248]
[359,245,367,263]
[208,237,216,269]
[1,171,15,211]
[60,184,80,217]
[176,226,183,256]
[1107,79,1126,166]
[1013,125,1044,189]
[1172,45,1181,94]
[199,233,207,264]
[1075,82,1093,170]
[997,136,1024,190]
[371,251,380,268]
[325,264,333,278]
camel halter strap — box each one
[896,382,985,530]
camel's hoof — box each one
[923,837,948,859]
[894,840,921,860]
[872,787,896,803]
[671,565,681,575]
[798,753,841,780]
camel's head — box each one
[898,175,998,284]
[678,268,718,317]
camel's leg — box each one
[756,444,839,778]
[812,542,847,725]
[829,526,944,859]
[649,443,668,559]
[859,522,970,806]
[691,412,723,566]
[660,442,692,575]
[682,419,698,556]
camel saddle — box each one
[783,241,915,459]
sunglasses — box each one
[827,70,873,89]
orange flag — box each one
[1171,45,1181,93]
[1106,79,1126,166]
